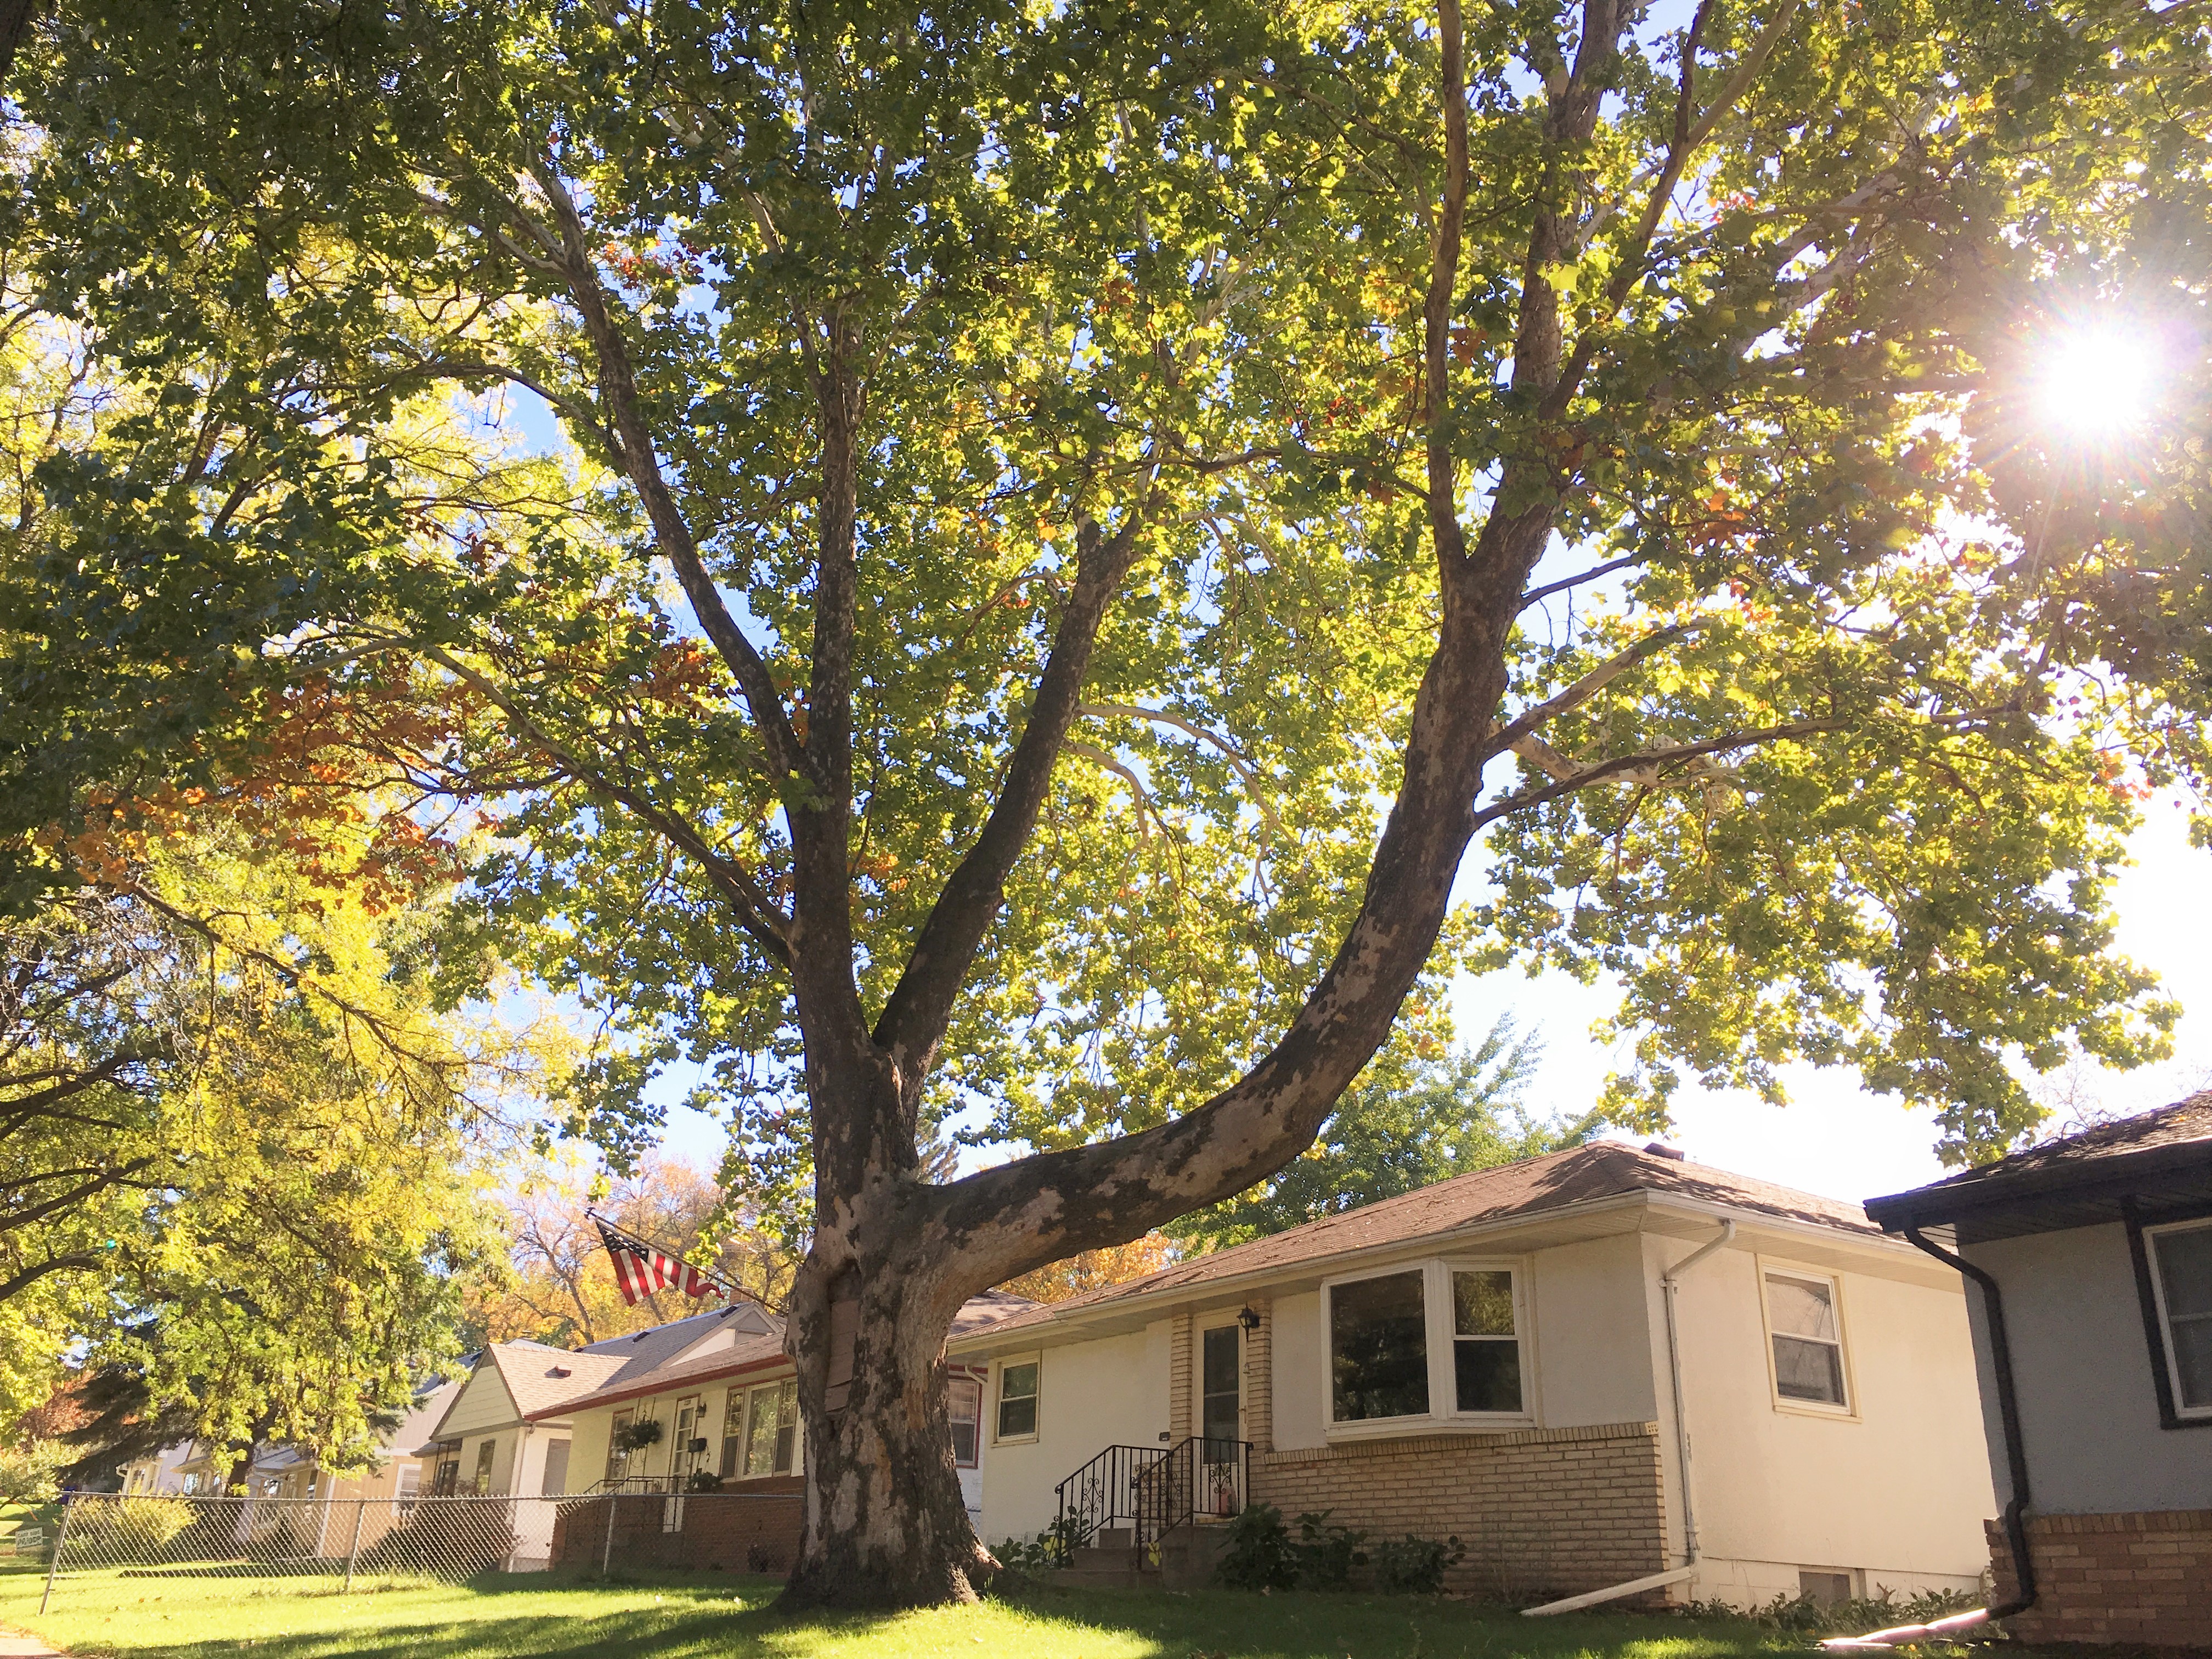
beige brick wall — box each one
[1243,1299,1273,1453]
[1169,1311,1193,1442]
[1989,1509,2212,1649]
[1250,1420,1669,1602]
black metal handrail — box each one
[1049,1436,1249,1564]
[1051,1443,1164,1562]
[1151,1435,1250,1539]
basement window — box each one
[2145,1219,2212,1418]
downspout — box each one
[1901,1225,2035,1621]
[1525,1218,1734,1617]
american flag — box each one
[595,1218,726,1306]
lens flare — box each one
[2035,328,2157,435]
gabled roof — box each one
[954,1139,1881,1345]
[514,1290,1042,1421]
[1865,1094,2212,1244]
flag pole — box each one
[586,1210,783,1315]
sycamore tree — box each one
[7,0,2209,1607]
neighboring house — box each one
[946,1140,1995,1608]
[1865,1095,2212,1649]
[116,1441,196,1496]
[525,1289,1032,1573]
[120,1376,463,1560]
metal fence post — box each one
[39,1493,76,1616]
[342,1498,366,1594]
[602,1493,617,1578]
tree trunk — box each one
[781,1183,995,1608]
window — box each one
[1800,1570,1854,1606]
[1324,1261,1531,1430]
[1452,1269,1523,1413]
[719,1390,743,1478]
[606,1409,634,1482]
[1330,1270,1431,1422]
[741,1379,799,1477]
[1765,1269,1849,1409]
[1201,1327,1242,1448]
[471,1438,498,1496]
[431,1452,461,1496]
[2145,1220,2212,1418]
[540,1439,571,1496]
[996,1358,1040,1440]
[949,1376,982,1468]
[395,1464,422,1516]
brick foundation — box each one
[1988,1509,2212,1650]
[550,1484,805,1576]
[1250,1420,1668,1603]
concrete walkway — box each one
[0,1630,66,1656]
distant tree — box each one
[1173,1017,1593,1248]
[999,1234,1181,1305]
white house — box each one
[946,1139,1996,1609]
[1866,1095,2212,1647]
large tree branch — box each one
[523,157,814,793]
[0,1251,101,1307]
[415,643,793,964]
[0,1158,160,1234]
[871,515,1148,1072]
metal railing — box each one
[16,1490,806,1614]
[1049,1436,1250,1564]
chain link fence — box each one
[21,1489,805,1613]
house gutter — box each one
[1525,1218,1734,1617]
[1899,1224,2036,1621]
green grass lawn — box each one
[0,1564,1840,1659]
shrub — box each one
[993,1515,1086,1573]
[0,1442,66,1506]
[1215,1500,1300,1591]
[1370,1532,1464,1595]
[57,1497,194,1566]
[1681,1585,1985,1635]
[1293,1511,1368,1590]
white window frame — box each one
[735,1378,799,1479]
[1319,1257,1535,1439]
[993,1353,1042,1444]
[1758,1260,1857,1419]
[2143,1218,2212,1421]
[948,1373,983,1469]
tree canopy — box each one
[4,0,2207,1604]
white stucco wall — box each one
[1271,1291,1327,1450]
[1658,1235,1993,1604]
[1963,1222,2212,1515]
[978,1320,1170,1545]
[1530,1232,1662,1426]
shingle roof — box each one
[956,1139,1878,1344]
[512,1290,1041,1421]
[1865,1094,2212,1240]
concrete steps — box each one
[1039,1522,1231,1592]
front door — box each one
[1199,1325,1244,1516]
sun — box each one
[2035,327,2158,436]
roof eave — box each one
[522,1350,794,1422]
[1865,1136,2212,1231]
[948,1187,1899,1355]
